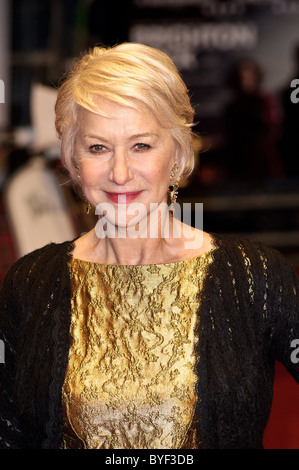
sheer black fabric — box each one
[0,235,298,448]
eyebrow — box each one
[83,133,159,142]
[129,133,159,140]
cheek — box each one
[145,165,170,190]
[150,149,174,182]
[80,160,104,187]
[157,159,174,188]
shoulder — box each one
[212,233,297,285]
[1,239,75,289]
[210,234,299,328]
[214,233,285,263]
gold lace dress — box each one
[61,252,214,449]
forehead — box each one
[76,98,170,139]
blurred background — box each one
[0,0,299,448]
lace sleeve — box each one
[0,264,23,448]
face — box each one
[74,98,177,231]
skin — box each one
[71,98,214,265]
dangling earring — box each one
[86,202,92,214]
[168,163,180,214]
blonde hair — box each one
[55,42,195,181]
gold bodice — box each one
[61,252,214,449]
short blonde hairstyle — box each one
[55,42,195,182]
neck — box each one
[93,207,179,265]
[90,219,205,266]
[74,204,208,266]
[98,235,172,266]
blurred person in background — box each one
[279,42,299,179]
[223,58,284,183]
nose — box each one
[108,148,133,185]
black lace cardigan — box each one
[0,234,298,449]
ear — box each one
[170,162,180,184]
[172,143,183,180]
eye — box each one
[89,144,106,153]
[134,143,151,151]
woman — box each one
[0,43,298,449]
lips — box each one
[105,191,142,203]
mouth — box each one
[105,191,142,204]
